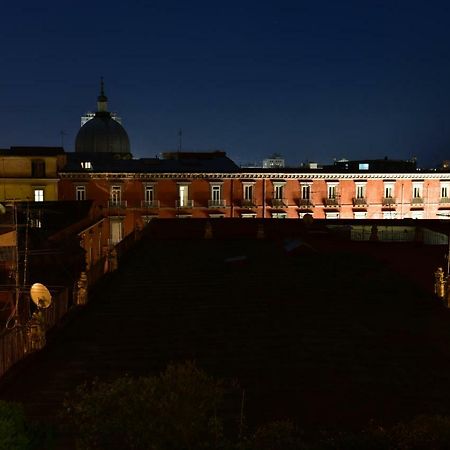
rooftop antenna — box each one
[178,128,182,153]
[60,130,67,147]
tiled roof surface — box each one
[63,151,240,173]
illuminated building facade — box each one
[58,151,450,241]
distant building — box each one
[330,157,417,172]
[0,146,66,202]
[263,154,285,169]
[81,112,122,127]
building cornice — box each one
[58,171,450,181]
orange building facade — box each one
[58,164,450,241]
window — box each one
[145,185,154,204]
[412,183,422,199]
[301,184,311,200]
[272,212,287,219]
[211,184,222,205]
[354,211,367,219]
[244,184,253,201]
[81,161,92,169]
[34,189,44,202]
[31,160,45,177]
[76,186,86,201]
[327,183,337,199]
[274,185,283,200]
[273,182,285,200]
[241,213,256,218]
[411,210,423,219]
[383,211,396,219]
[110,217,123,244]
[30,218,42,228]
[384,182,394,199]
[325,211,339,219]
[110,186,121,204]
[355,184,365,199]
[211,185,221,201]
[177,184,192,208]
[359,163,369,170]
[441,182,450,199]
[209,183,224,208]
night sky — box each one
[2,0,450,167]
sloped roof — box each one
[62,151,240,173]
[0,147,65,156]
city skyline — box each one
[1,1,450,167]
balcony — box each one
[296,198,313,208]
[240,199,256,208]
[141,200,160,209]
[323,197,339,207]
[411,197,424,205]
[382,197,396,206]
[440,197,450,204]
[352,197,368,207]
[208,199,226,208]
[108,200,127,209]
[270,198,287,208]
[176,200,194,208]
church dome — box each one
[75,80,131,155]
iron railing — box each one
[176,200,194,208]
[141,200,160,208]
[208,199,226,208]
[382,197,396,206]
[108,200,127,208]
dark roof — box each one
[63,151,240,173]
[0,147,65,156]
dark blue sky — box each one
[1,0,450,167]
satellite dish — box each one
[30,283,52,309]
[0,204,5,214]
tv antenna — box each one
[60,130,67,147]
[178,128,182,152]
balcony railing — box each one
[440,197,450,204]
[352,197,367,206]
[108,200,127,208]
[411,197,424,205]
[382,197,396,206]
[323,197,339,207]
[141,200,160,208]
[241,199,256,208]
[270,198,287,208]
[208,199,226,208]
[297,198,313,208]
[176,200,194,208]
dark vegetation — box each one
[4,362,450,449]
